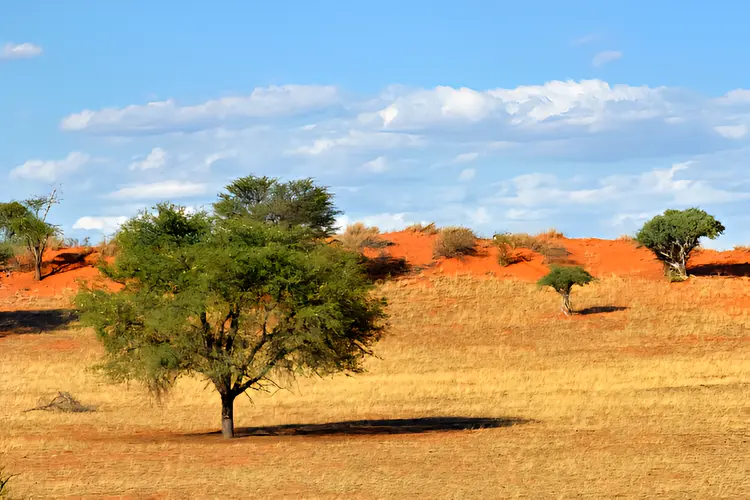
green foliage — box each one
[0,191,60,281]
[433,227,477,258]
[76,203,386,438]
[538,265,595,315]
[635,208,725,279]
[214,175,340,238]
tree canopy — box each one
[635,208,725,280]
[76,202,386,438]
[538,265,595,315]
[214,175,340,238]
[0,191,59,281]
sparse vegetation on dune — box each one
[336,222,392,252]
[405,222,440,235]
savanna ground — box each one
[1,236,749,499]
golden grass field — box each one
[1,275,749,499]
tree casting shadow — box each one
[204,416,532,438]
[688,263,750,277]
[0,309,78,337]
[45,250,93,277]
[576,306,628,315]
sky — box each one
[3,1,750,248]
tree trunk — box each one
[676,260,687,279]
[561,292,572,315]
[34,257,42,282]
[220,392,236,439]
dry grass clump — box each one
[433,227,477,258]
[0,467,14,498]
[733,244,750,252]
[537,228,564,239]
[405,222,439,235]
[617,234,636,243]
[336,223,392,252]
[97,239,120,259]
[493,232,571,266]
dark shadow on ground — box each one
[576,306,628,315]
[0,309,78,337]
[688,263,750,278]
[361,254,412,281]
[45,250,93,277]
[204,416,532,438]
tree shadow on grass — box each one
[688,263,750,277]
[361,254,412,281]
[207,416,532,438]
[0,309,78,337]
[576,306,628,315]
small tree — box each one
[76,203,386,439]
[635,208,725,281]
[0,190,59,281]
[538,265,594,315]
[214,175,340,239]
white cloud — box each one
[714,124,747,139]
[453,152,479,163]
[362,156,388,173]
[72,216,128,233]
[592,50,623,67]
[10,152,90,182]
[129,147,167,170]
[458,168,476,181]
[493,162,750,209]
[1,42,42,60]
[572,33,600,46]
[288,130,422,156]
[109,180,207,200]
[204,150,238,168]
[61,85,339,134]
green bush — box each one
[433,227,477,258]
[538,265,595,315]
[635,208,724,280]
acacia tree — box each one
[214,175,340,238]
[538,265,595,315]
[0,190,59,281]
[76,203,386,439]
[635,208,725,280]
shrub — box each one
[538,265,595,315]
[406,222,439,235]
[433,227,476,258]
[337,223,391,252]
[493,232,524,266]
[537,228,564,239]
[97,239,119,259]
[492,232,570,265]
[47,235,66,251]
[635,208,724,281]
[734,245,750,252]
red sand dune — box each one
[3,236,750,302]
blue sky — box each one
[3,1,750,247]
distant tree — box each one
[538,265,595,315]
[635,208,725,281]
[76,203,386,439]
[0,190,60,281]
[214,175,340,238]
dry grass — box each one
[336,223,391,252]
[1,276,749,498]
[433,227,477,258]
[405,222,439,235]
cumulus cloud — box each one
[61,85,339,134]
[72,216,128,233]
[129,147,168,170]
[10,152,90,182]
[108,180,207,200]
[592,50,623,67]
[1,42,42,60]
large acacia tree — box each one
[76,201,386,439]
[214,175,340,238]
[0,190,59,281]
